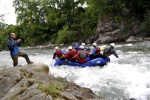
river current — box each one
[0,41,150,100]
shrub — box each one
[55,26,76,44]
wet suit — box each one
[94,46,119,58]
[7,39,31,67]
[103,46,118,58]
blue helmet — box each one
[75,43,78,46]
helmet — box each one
[81,43,85,46]
[110,43,115,47]
[68,46,72,50]
[79,45,84,49]
[92,43,97,46]
[55,47,59,50]
[75,43,78,46]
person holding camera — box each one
[7,33,33,67]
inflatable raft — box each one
[54,57,110,68]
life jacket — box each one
[95,47,101,54]
[55,50,63,58]
[79,51,87,59]
[64,49,76,59]
[74,50,89,64]
[69,49,76,57]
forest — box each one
[0,0,150,50]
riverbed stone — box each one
[93,17,142,43]
[61,92,77,100]
[24,62,49,74]
[126,36,144,42]
[0,62,98,100]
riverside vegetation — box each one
[0,0,150,50]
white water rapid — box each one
[0,41,150,100]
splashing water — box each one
[0,41,150,100]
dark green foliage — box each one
[10,0,97,45]
[0,0,150,50]
[56,26,76,44]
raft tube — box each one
[54,57,110,68]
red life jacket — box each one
[75,50,89,64]
[64,49,76,59]
[55,50,63,58]
[95,47,101,54]
[69,49,76,58]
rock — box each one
[85,35,96,43]
[0,62,98,100]
[24,62,49,74]
[61,92,77,100]
[95,17,142,43]
[64,83,97,100]
[1,79,31,100]
[130,98,137,100]
[96,35,119,43]
[19,84,41,100]
[126,36,144,42]
[0,67,22,99]
[144,37,150,41]
[60,43,64,46]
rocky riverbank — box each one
[85,17,150,44]
[0,62,98,100]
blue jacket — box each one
[7,39,20,56]
[91,47,97,55]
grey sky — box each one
[0,0,16,25]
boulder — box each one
[95,17,142,43]
[130,98,137,100]
[0,67,22,99]
[126,36,144,42]
[60,43,64,46]
[0,62,98,100]
[61,92,77,100]
[24,62,49,74]
[1,79,31,100]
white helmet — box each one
[110,43,115,47]
[92,43,97,46]
[68,46,72,50]
[79,45,84,49]
[55,47,59,50]
[81,43,85,46]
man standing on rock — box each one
[7,33,33,67]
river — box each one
[0,41,150,100]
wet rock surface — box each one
[0,62,98,100]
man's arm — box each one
[73,52,80,59]
[7,40,18,49]
[53,53,56,59]
[17,39,21,46]
[113,50,119,58]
